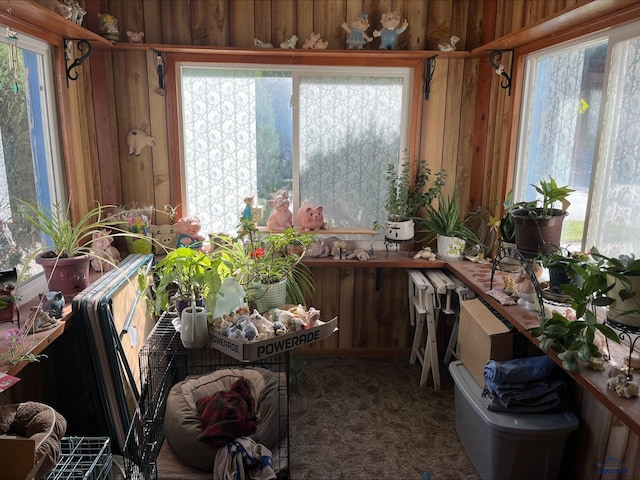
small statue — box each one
[127,129,156,155]
[438,35,460,51]
[302,32,328,49]
[280,35,298,49]
[90,229,121,272]
[126,31,145,43]
[373,11,408,50]
[253,38,273,48]
[97,13,120,42]
[173,216,205,249]
[341,13,373,50]
[242,197,254,220]
[296,204,327,231]
[266,190,293,231]
[40,291,65,319]
[150,224,176,253]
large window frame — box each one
[513,20,640,258]
[165,52,425,236]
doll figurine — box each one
[373,11,408,50]
[243,197,254,220]
[341,13,373,50]
[173,216,205,249]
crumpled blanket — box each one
[196,377,257,446]
[214,437,275,480]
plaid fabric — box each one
[196,377,257,446]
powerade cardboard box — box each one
[211,317,338,361]
[456,299,530,387]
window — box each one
[0,27,64,293]
[515,21,640,257]
[178,64,411,238]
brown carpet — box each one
[288,356,480,480]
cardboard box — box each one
[211,317,338,361]
[0,437,36,480]
[456,299,530,387]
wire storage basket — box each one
[46,436,112,480]
[122,312,290,479]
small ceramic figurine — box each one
[150,224,176,253]
[126,31,145,43]
[127,129,156,156]
[173,216,205,249]
[40,291,65,319]
[90,229,121,272]
[243,197,254,220]
[373,11,408,50]
[302,32,328,49]
[438,35,460,51]
[341,13,373,50]
[280,35,298,49]
[97,13,120,42]
[253,38,273,48]
[266,191,293,231]
[296,204,327,231]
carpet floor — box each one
[288,356,480,480]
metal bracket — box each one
[65,38,92,87]
[488,50,513,96]
[423,55,438,101]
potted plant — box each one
[536,248,588,297]
[153,247,224,316]
[529,249,621,373]
[384,157,446,241]
[416,191,480,261]
[511,177,575,257]
[16,199,147,297]
[600,252,640,328]
[0,284,20,325]
[218,219,315,312]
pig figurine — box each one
[127,129,156,156]
[297,204,327,231]
[173,216,205,249]
[266,191,293,231]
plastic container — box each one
[448,360,579,480]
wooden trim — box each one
[470,0,640,55]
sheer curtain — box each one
[588,35,640,256]
[298,75,404,231]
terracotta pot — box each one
[511,208,567,257]
[36,253,91,298]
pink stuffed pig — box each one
[297,204,327,231]
[173,216,205,249]
[266,191,293,231]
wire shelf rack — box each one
[46,436,112,480]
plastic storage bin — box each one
[448,360,578,480]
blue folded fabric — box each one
[485,376,567,403]
[484,355,557,385]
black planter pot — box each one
[511,208,568,257]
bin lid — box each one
[449,360,579,435]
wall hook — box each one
[488,50,513,95]
[65,39,92,87]
[424,55,438,101]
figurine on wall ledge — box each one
[127,31,145,43]
[97,13,120,42]
[373,11,408,50]
[438,35,460,51]
[301,32,328,49]
[341,13,373,50]
[242,197,254,220]
[127,129,156,156]
[266,190,293,231]
[280,35,298,49]
[90,229,121,272]
[296,204,327,231]
[173,216,205,249]
[253,38,273,48]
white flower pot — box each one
[180,305,208,349]
[385,220,414,241]
[436,235,466,261]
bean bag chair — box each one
[0,401,67,479]
[164,367,282,471]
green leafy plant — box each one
[515,176,575,219]
[529,249,620,373]
[218,219,315,306]
[154,247,224,315]
[417,191,480,246]
[0,329,47,366]
[385,157,446,222]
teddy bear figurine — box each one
[173,216,205,249]
[373,11,408,50]
[341,13,373,50]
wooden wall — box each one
[71,0,581,225]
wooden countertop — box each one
[303,250,447,268]
[446,260,640,437]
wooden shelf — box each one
[447,260,640,438]
[471,0,640,56]
[0,0,111,47]
[111,42,470,59]
[257,226,378,236]
[303,250,447,268]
